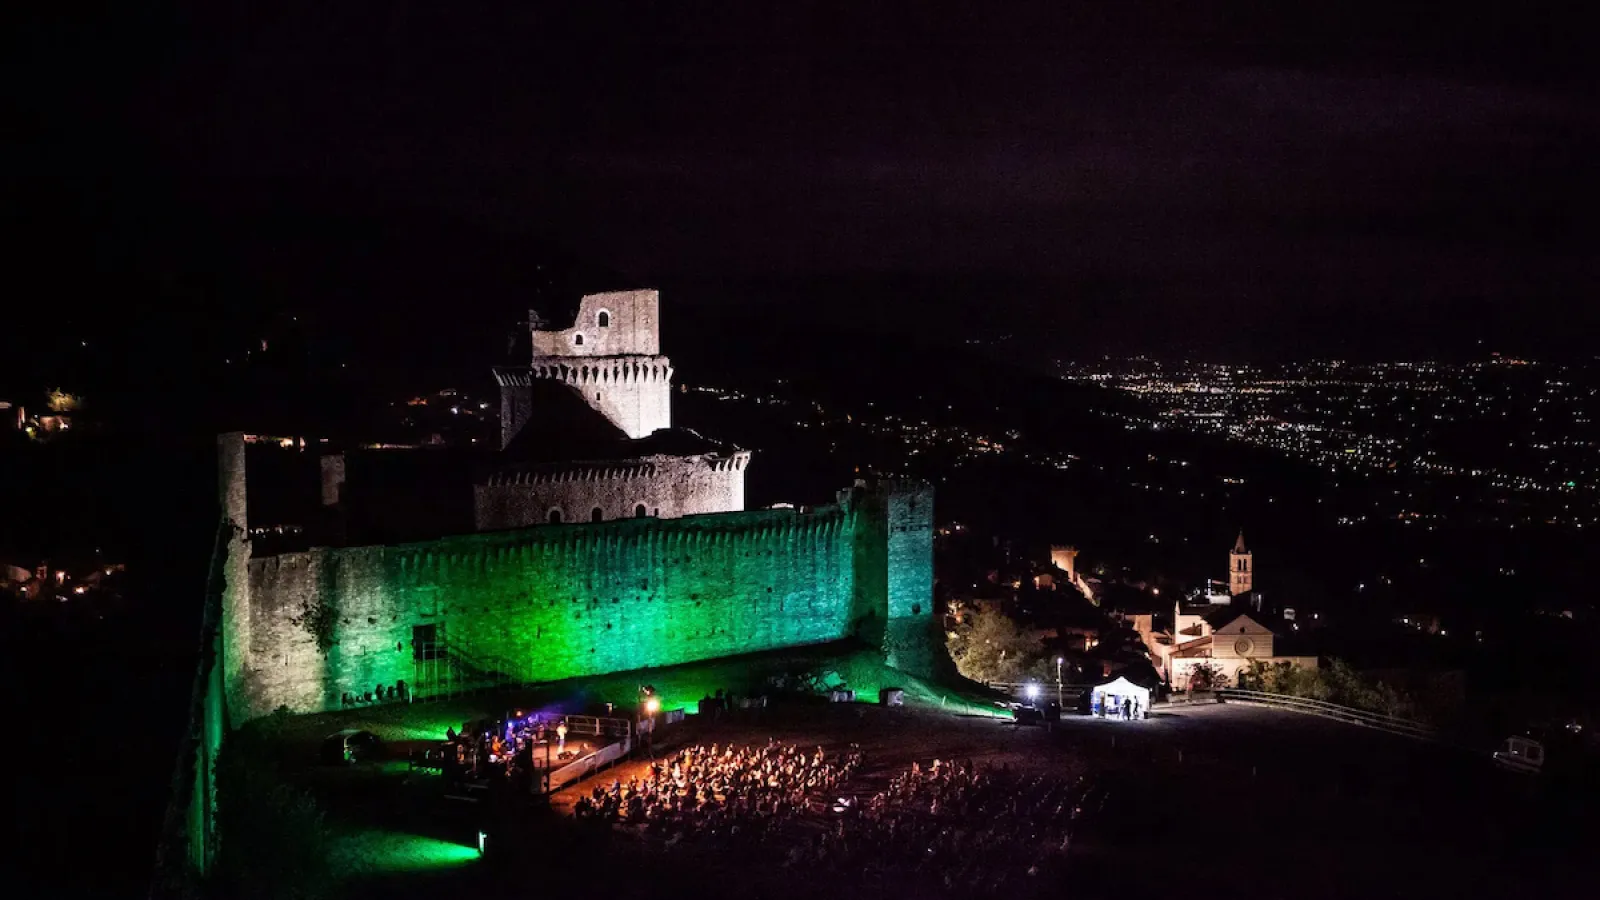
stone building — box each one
[480,289,750,530]
[1156,603,1318,689]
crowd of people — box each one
[824,759,1082,892]
[572,739,863,846]
[569,737,1081,894]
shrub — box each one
[1244,658,1423,722]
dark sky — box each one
[12,2,1599,361]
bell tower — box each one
[1229,531,1253,596]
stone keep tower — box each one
[1229,531,1253,596]
[1050,545,1080,583]
[497,289,673,446]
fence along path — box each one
[1216,688,1436,740]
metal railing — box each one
[1216,689,1436,740]
[547,736,633,793]
[551,714,634,739]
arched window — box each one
[573,333,584,346]
[634,504,647,518]
[597,310,611,328]
[547,508,563,524]
[591,507,604,522]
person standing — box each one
[557,720,568,753]
[1122,698,1132,721]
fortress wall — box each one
[473,454,749,530]
[219,434,252,717]
[236,504,861,719]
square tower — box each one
[502,289,674,442]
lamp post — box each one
[643,695,660,759]
[1056,657,1064,707]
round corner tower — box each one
[498,289,673,446]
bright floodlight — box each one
[1025,684,1040,701]
[644,697,661,715]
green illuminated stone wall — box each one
[881,482,937,675]
[226,469,935,721]
[235,498,909,718]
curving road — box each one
[1061,702,1592,899]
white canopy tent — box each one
[1090,676,1152,719]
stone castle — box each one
[164,292,937,882]
[479,289,751,529]
[218,289,937,722]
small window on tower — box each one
[591,507,604,522]
[635,504,647,518]
[574,333,584,346]
[548,508,563,524]
[597,310,610,328]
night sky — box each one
[11,2,1599,364]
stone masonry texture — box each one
[229,482,934,721]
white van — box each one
[1492,735,1544,774]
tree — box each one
[46,388,81,412]
[945,606,1050,684]
[1241,660,1328,700]
[1240,658,1422,721]
[1187,660,1230,691]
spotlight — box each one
[1024,684,1040,701]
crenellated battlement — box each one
[526,358,674,386]
[300,499,853,571]
[485,451,752,488]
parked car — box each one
[321,729,383,765]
